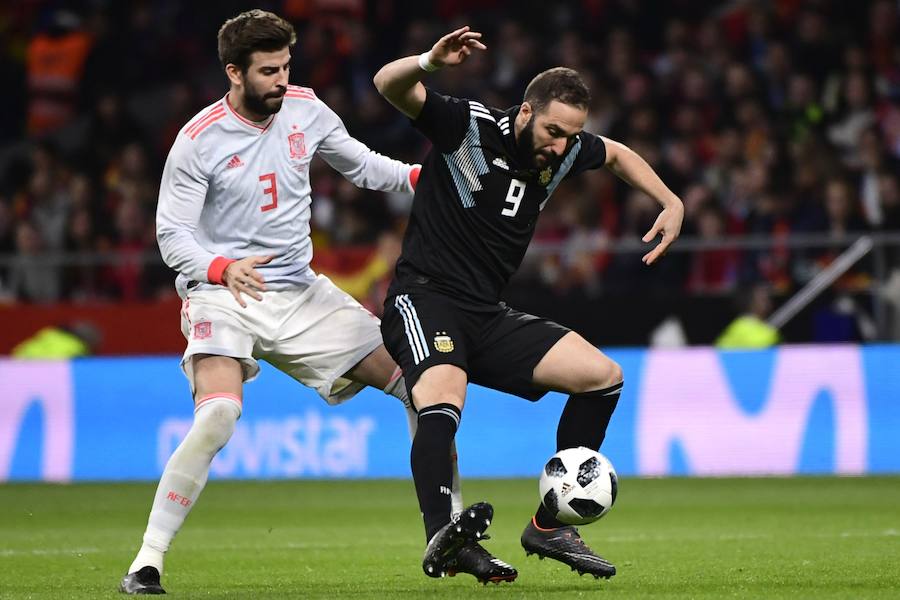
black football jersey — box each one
[390,87,608,306]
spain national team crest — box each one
[193,321,212,340]
[288,132,306,159]
[434,332,454,353]
[539,167,553,186]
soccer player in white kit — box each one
[120,10,461,594]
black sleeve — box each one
[566,132,607,178]
[411,88,470,153]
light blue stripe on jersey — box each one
[541,137,583,210]
[443,111,491,208]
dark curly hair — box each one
[217,10,296,73]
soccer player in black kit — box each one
[374,26,684,584]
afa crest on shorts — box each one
[288,132,306,159]
[434,332,454,353]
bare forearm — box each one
[373,56,427,119]
[600,138,684,263]
[603,138,681,208]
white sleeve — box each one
[316,102,416,194]
[155,134,225,284]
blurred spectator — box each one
[828,70,877,166]
[106,194,153,300]
[821,178,867,238]
[797,178,871,292]
[867,0,898,87]
[63,206,101,300]
[716,284,780,348]
[856,127,900,227]
[26,10,93,137]
[8,220,60,302]
[686,204,739,294]
[22,157,70,250]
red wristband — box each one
[409,166,421,191]
[207,256,236,285]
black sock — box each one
[535,382,623,529]
[411,403,461,542]
[556,381,622,451]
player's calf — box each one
[123,395,240,585]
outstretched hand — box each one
[641,203,684,265]
[428,26,487,68]
[223,255,273,307]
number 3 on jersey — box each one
[259,173,278,212]
[502,179,526,217]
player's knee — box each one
[413,390,464,412]
[192,400,240,453]
[578,358,623,394]
[606,360,624,388]
[411,365,467,411]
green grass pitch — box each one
[2,477,899,598]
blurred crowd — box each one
[1,0,899,310]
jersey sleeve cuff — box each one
[409,165,421,191]
[207,256,236,285]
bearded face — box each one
[516,100,588,169]
[241,78,286,116]
[517,115,558,168]
[229,46,291,119]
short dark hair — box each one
[217,10,296,73]
[523,67,591,114]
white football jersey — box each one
[157,85,416,297]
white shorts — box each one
[179,275,383,405]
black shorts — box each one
[381,290,570,402]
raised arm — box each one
[601,136,685,265]
[373,26,486,119]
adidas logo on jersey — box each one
[492,157,509,170]
[226,155,244,169]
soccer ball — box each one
[539,447,618,526]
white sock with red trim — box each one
[127,395,241,575]
[383,367,464,516]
